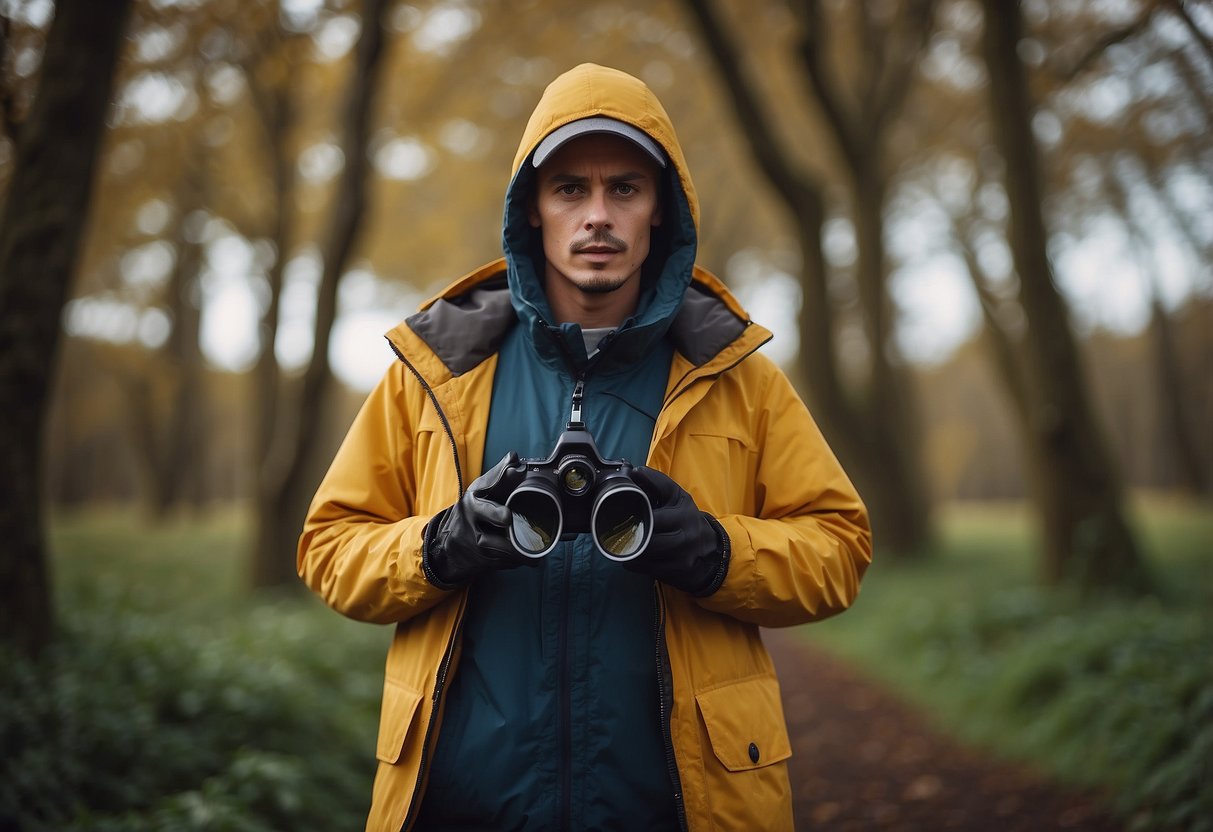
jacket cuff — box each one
[692,514,731,598]
[421,509,462,591]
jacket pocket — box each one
[696,675,792,771]
[376,679,424,764]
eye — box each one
[614,183,637,196]
[557,184,581,196]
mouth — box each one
[575,246,622,255]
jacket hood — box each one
[501,64,700,374]
[510,64,700,228]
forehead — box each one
[535,133,660,179]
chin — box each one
[573,273,630,295]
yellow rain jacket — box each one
[299,63,871,832]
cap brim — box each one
[532,117,667,168]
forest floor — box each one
[765,629,1126,832]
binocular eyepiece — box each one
[506,423,652,561]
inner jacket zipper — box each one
[557,371,581,832]
[560,362,688,831]
[558,527,574,831]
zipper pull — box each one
[568,379,586,428]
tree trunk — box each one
[154,191,208,516]
[245,16,304,586]
[683,0,935,556]
[1147,294,1209,496]
[681,0,857,492]
[134,147,209,520]
[849,169,932,555]
[0,0,132,655]
[980,0,1148,591]
[1103,171,1210,498]
[251,0,391,588]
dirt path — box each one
[764,629,1125,831]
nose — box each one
[584,188,611,230]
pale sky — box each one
[54,0,1210,394]
[62,207,1208,395]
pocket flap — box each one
[696,675,792,772]
[376,679,424,764]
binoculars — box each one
[505,383,652,561]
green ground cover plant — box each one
[2,510,390,831]
[2,501,1207,830]
[801,499,1213,832]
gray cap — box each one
[532,116,667,169]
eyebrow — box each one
[545,171,651,185]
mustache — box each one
[570,230,628,253]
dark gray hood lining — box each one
[668,281,749,366]
[404,274,748,377]
[405,275,515,376]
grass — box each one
[3,500,1208,830]
[798,496,1213,832]
[3,506,392,832]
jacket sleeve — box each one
[297,362,455,624]
[688,358,872,628]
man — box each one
[298,63,871,831]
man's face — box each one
[529,133,663,307]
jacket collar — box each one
[387,262,767,383]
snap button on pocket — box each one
[748,742,760,763]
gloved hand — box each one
[422,451,532,589]
[625,466,730,596]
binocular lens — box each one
[507,486,561,557]
[592,485,652,561]
[506,469,651,560]
[558,458,594,496]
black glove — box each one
[625,466,730,596]
[422,451,532,590]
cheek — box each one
[541,220,573,256]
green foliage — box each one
[9,503,1209,830]
[2,510,390,832]
[803,500,1213,832]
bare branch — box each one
[790,0,861,169]
[1053,3,1161,83]
[857,1,885,124]
[948,210,1030,424]
[1166,0,1213,68]
[682,0,819,209]
[0,13,21,140]
[869,0,936,138]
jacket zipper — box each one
[558,371,581,832]
[388,338,465,495]
[655,585,689,831]
[388,338,467,832]
[558,539,574,831]
[401,599,465,832]
[649,341,765,832]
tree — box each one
[979,0,1148,591]
[683,0,937,556]
[125,141,211,518]
[251,0,393,587]
[0,0,133,654]
[1102,168,1209,498]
